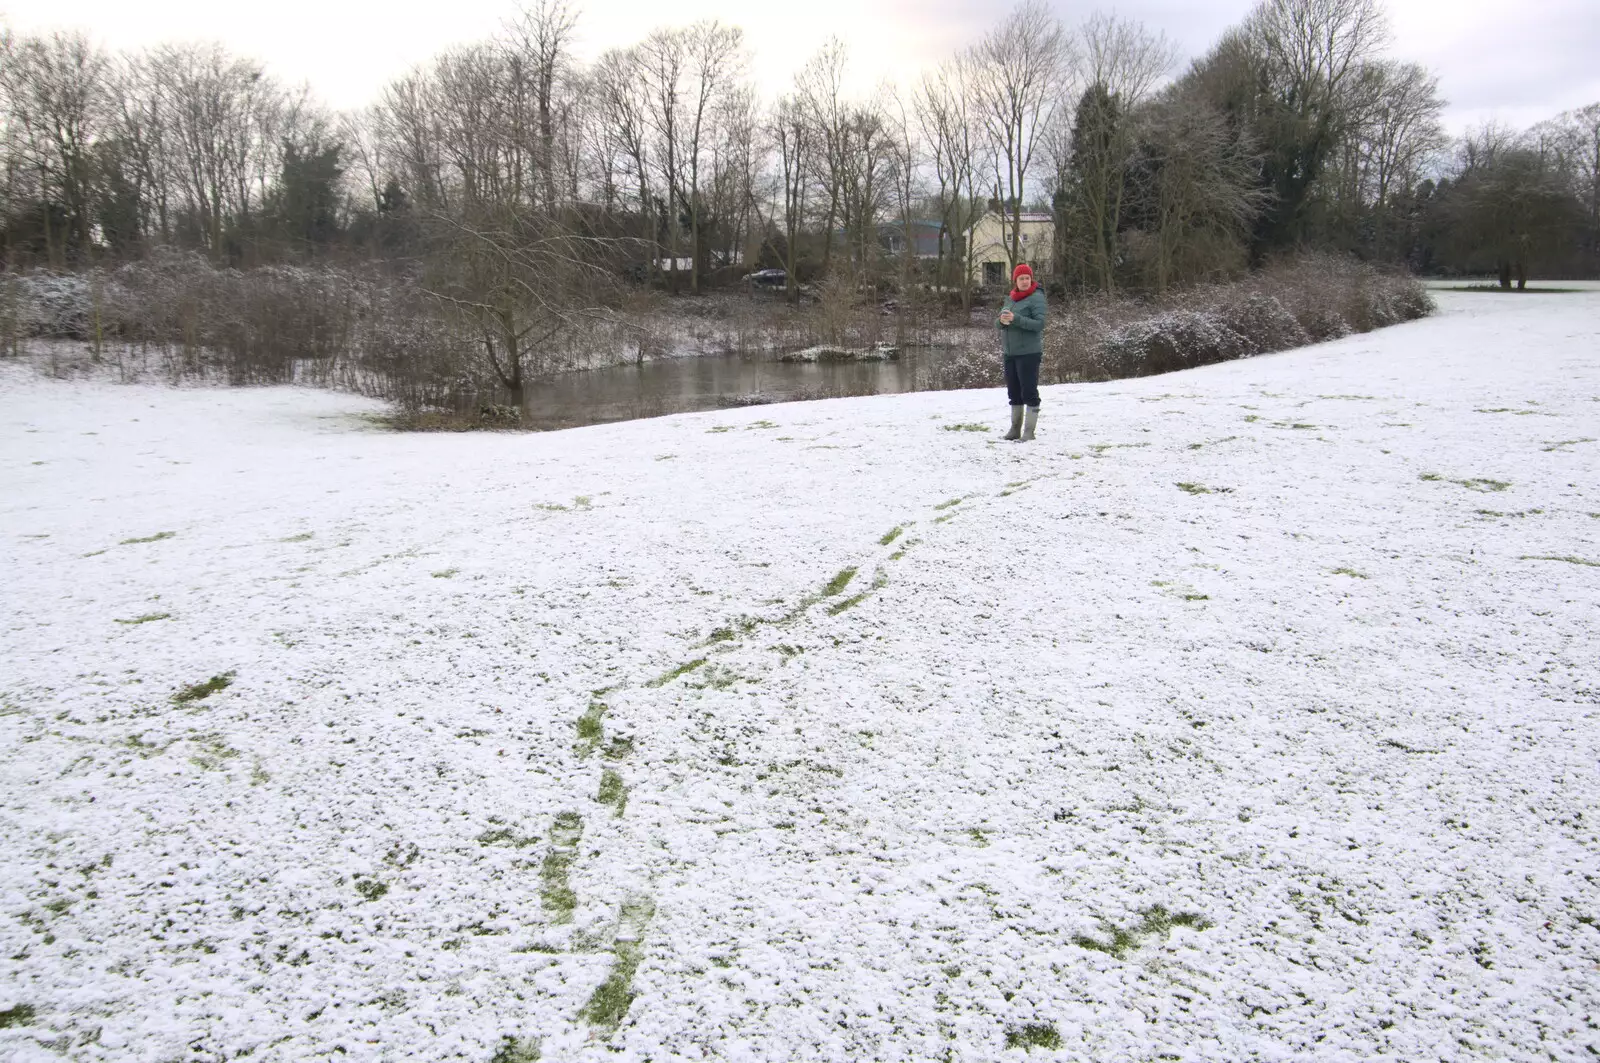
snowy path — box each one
[2,290,1598,1062]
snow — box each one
[2,288,1598,1061]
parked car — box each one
[743,269,788,288]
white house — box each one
[967,210,1055,286]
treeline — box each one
[0,0,1594,381]
[4,0,1596,288]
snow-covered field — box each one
[2,289,1597,1062]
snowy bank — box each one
[2,289,1597,1061]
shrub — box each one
[1046,253,1432,382]
[1092,309,1249,377]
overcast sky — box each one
[5,0,1597,133]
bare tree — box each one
[969,0,1071,270]
[1246,0,1388,251]
[680,22,747,293]
[0,29,111,264]
[504,0,580,213]
[596,47,656,271]
[836,97,895,279]
[1132,94,1268,293]
[1063,13,1175,291]
[883,84,922,305]
[421,209,614,408]
[638,27,689,288]
[769,92,811,302]
[1543,103,1600,258]
[1447,141,1581,289]
[795,38,850,279]
[915,55,984,308]
[150,42,286,257]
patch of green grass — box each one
[172,672,235,704]
[540,812,584,923]
[1420,473,1511,492]
[280,532,315,543]
[431,567,460,578]
[1332,568,1368,579]
[942,423,988,433]
[575,701,607,756]
[707,425,734,434]
[579,896,656,1034]
[828,592,869,616]
[489,1036,542,1063]
[704,616,761,646]
[933,497,964,511]
[1382,738,1439,754]
[597,769,628,817]
[189,734,240,771]
[1182,593,1210,602]
[1176,482,1234,495]
[655,454,676,461]
[354,878,389,902]
[476,827,539,848]
[823,567,857,596]
[1243,414,1262,423]
[1073,904,1212,959]
[692,664,745,691]
[1543,438,1596,452]
[1521,555,1600,568]
[115,612,171,625]
[747,420,778,430]
[879,526,904,546]
[1188,435,1240,450]
[647,659,707,688]
[0,1004,36,1028]
[120,531,175,545]
[1005,1024,1062,1051]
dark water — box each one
[520,346,985,429]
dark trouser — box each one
[1004,354,1042,408]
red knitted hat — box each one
[1012,263,1034,284]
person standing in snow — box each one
[997,263,1046,441]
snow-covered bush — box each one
[1092,309,1250,378]
[14,272,97,339]
[1047,253,1432,382]
[1213,293,1309,354]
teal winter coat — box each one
[997,288,1046,357]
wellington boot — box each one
[1003,405,1024,441]
[1021,407,1038,442]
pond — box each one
[518,345,990,430]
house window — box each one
[984,262,1005,286]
